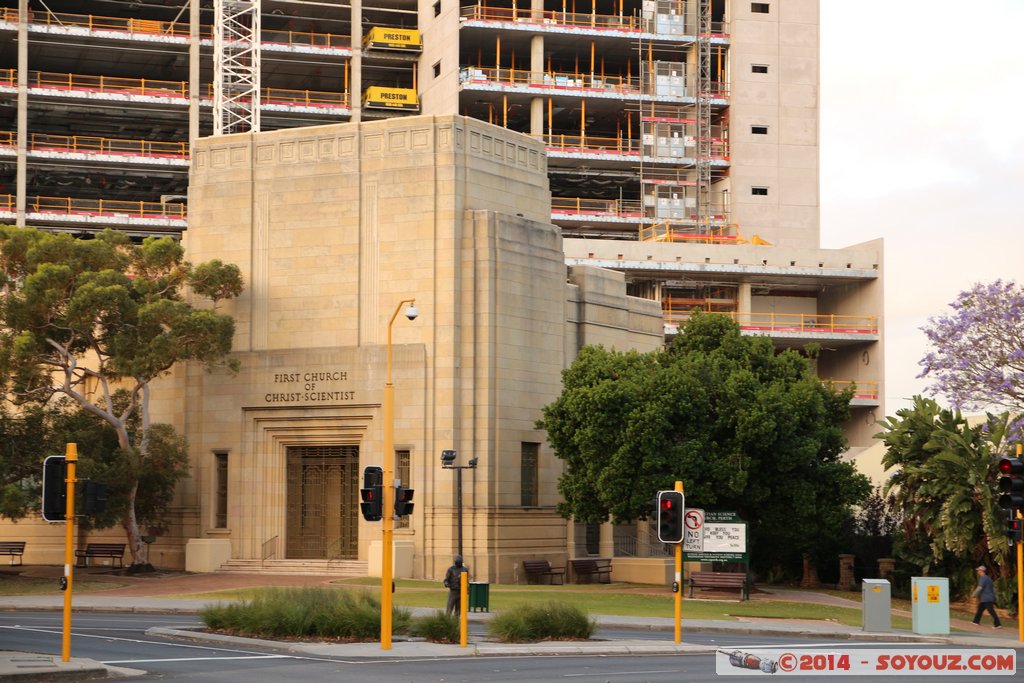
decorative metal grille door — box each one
[285,445,359,559]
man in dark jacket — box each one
[972,565,1002,628]
[443,555,469,616]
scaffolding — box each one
[214,0,261,135]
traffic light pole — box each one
[1011,446,1019,643]
[61,443,77,662]
[674,479,683,645]
[1018,508,1022,644]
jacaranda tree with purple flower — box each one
[919,279,1024,423]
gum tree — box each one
[0,226,243,569]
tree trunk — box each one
[123,481,149,567]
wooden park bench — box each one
[688,571,748,600]
[75,543,126,568]
[0,541,25,566]
[522,559,566,585]
[570,558,612,584]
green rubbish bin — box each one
[468,582,490,612]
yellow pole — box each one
[61,443,78,662]
[460,570,468,647]
[674,479,683,644]
[380,298,415,650]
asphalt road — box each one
[2,611,1021,682]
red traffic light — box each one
[656,490,685,544]
[998,457,1024,511]
[1000,457,1024,474]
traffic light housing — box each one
[656,490,685,543]
[360,466,383,522]
[1007,517,1022,544]
[41,456,67,522]
[82,481,108,515]
[998,457,1024,511]
[394,486,414,517]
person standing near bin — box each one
[443,555,469,616]
[972,565,1002,628]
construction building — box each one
[0,0,883,577]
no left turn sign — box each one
[684,508,705,531]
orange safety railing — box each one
[461,5,641,32]
[536,133,640,155]
[552,197,643,218]
[206,84,348,109]
[826,380,880,400]
[0,70,348,109]
[0,132,188,159]
[0,194,12,211]
[0,8,351,49]
[262,87,349,108]
[262,29,350,50]
[461,66,641,95]
[24,70,188,98]
[7,195,188,220]
[662,311,878,335]
[0,8,191,37]
[640,222,738,243]
[726,312,878,335]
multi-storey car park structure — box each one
[0,1,881,443]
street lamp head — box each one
[404,303,419,321]
[440,449,457,467]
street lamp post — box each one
[440,450,477,559]
[381,298,418,651]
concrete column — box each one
[16,0,27,226]
[189,0,200,146]
[737,280,752,328]
[599,521,614,558]
[530,35,544,135]
[636,519,652,557]
[351,0,362,122]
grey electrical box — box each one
[862,578,892,632]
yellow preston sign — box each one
[363,87,420,111]
[364,27,422,51]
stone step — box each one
[217,559,368,576]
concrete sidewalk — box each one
[0,566,1020,680]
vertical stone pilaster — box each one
[839,553,856,591]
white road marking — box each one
[103,655,289,664]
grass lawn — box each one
[163,578,913,629]
[0,575,125,595]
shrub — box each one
[410,610,460,643]
[199,587,411,640]
[487,601,595,643]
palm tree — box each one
[877,397,1011,577]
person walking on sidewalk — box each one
[972,565,1002,628]
[443,555,469,616]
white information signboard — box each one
[702,522,747,553]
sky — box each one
[818,0,1024,416]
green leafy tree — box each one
[0,403,55,520]
[539,312,871,574]
[0,226,243,568]
[876,396,1012,578]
